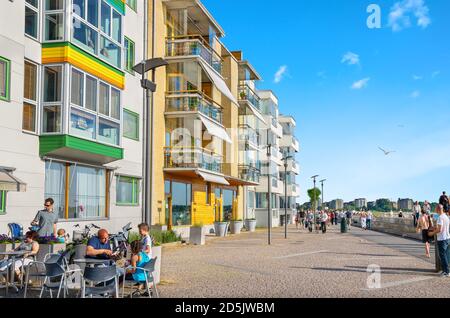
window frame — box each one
[22,60,40,133]
[43,1,65,43]
[123,108,139,141]
[116,175,140,206]
[41,63,65,135]
[25,0,40,40]
[124,36,135,74]
[0,56,11,102]
[0,190,6,214]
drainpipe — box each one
[142,0,148,224]
[148,0,156,228]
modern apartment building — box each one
[279,115,300,224]
[0,0,146,233]
[354,198,367,209]
[329,199,344,210]
[397,198,413,211]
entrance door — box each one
[165,194,173,231]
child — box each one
[125,240,151,287]
[56,228,68,243]
[138,223,152,258]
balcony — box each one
[166,35,223,74]
[280,135,300,152]
[238,165,260,184]
[166,91,223,124]
[238,84,261,110]
[239,127,260,148]
[164,146,223,174]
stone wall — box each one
[353,216,422,240]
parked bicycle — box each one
[65,223,100,264]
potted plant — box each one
[36,236,66,262]
[189,222,206,245]
[239,91,247,100]
[214,221,229,237]
[0,234,13,257]
[244,218,257,232]
[230,219,244,235]
[151,239,162,285]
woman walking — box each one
[416,209,433,258]
[360,211,367,230]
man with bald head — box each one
[86,229,113,259]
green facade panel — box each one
[105,0,125,15]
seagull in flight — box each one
[378,147,396,156]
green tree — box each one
[375,199,392,212]
[307,188,321,210]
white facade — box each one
[0,0,145,234]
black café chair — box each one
[81,264,119,298]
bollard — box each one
[340,217,348,233]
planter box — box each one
[189,227,206,245]
[230,221,243,235]
[0,244,13,260]
[36,243,66,262]
[214,222,229,237]
[244,220,257,232]
[152,246,162,285]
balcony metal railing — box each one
[239,127,259,146]
[164,146,223,173]
[238,84,261,110]
[166,91,223,124]
[238,165,260,183]
[166,35,223,74]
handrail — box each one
[164,146,222,158]
[165,90,222,109]
[166,34,224,62]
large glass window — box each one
[87,0,98,26]
[222,189,235,221]
[99,36,121,68]
[45,0,64,10]
[72,18,98,54]
[70,108,96,139]
[123,109,139,140]
[98,119,119,145]
[45,161,109,220]
[124,37,135,73]
[44,13,64,41]
[71,69,84,106]
[0,57,10,102]
[100,1,111,35]
[25,1,39,39]
[111,10,121,43]
[68,165,106,219]
[110,87,120,119]
[43,106,62,133]
[99,82,109,115]
[171,181,192,226]
[85,75,97,111]
[116,176,139,205]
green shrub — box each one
[150,230,181,246]
[128,231,141,244]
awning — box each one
[0,168,26,192]
[199,115,233,144]
[197,171,229,186]
[199,60,239,106]
[247,104,266,124]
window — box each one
[43,106,62,133]
[22,60,38,133]
[44,13,64,41]
[69,67,121,145]
[45,160,109,220]
[43,65,62,102]
[42,65,63,134]
[25,0,39,39]
[0,191,6,214]
[0,57,11,102]
[73,0,123,69]
[123,109,139,140]
[171,181,192,226]
[45,0,64,10]
[222,189,235,221]
[116,176,139,205]
[124,37,135,73]
[126,0,136,11]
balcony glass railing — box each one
[239,127,259,146]
[166,35,223,74]
[164,146,223,173]
[166,92,223,124]
[238,165,260,183]
[238,84,261,110]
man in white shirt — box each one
[429,204,450,277]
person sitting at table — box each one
[12,231,39,281]
[125,240,151,292]
[86,229,113,259]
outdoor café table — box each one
[73,258,111,268]
[0,250,28,295]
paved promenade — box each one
[158,224,450,298]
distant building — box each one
[398,199,413,211]
[354,198,367,209]
[329,199,344,210]
[391,201,398,210]
[367,201,376,209]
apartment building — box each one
[397,198,413,211]
[354,198,367,209]
[329,199,344,210]
[0,0,146,233]
[279,115,300,224]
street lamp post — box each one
[266,129,272,245]
[133,58,168,228]
[282,155,293,239]
[320,179,326,210]
[311,175,319,233]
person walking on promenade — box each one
[346,210,353,230]
[366,210,373,230]
[428,204,450,277]
[439,192,449,213]
[423,201,431,215]
[360,211,367,230]
[306,211,314,232]
[320,211,328,233]
[416,209,433,258]
[413,201,421,227]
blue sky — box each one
[203,0,450,203]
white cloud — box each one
[341,52,360,65]
[274,65,287,84]
[412,74,423,80]
[351,78,370,90]
[432,70,441,78]
[388,0,431,32]
[410,90,420,98]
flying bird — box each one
[378,147,396,156]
